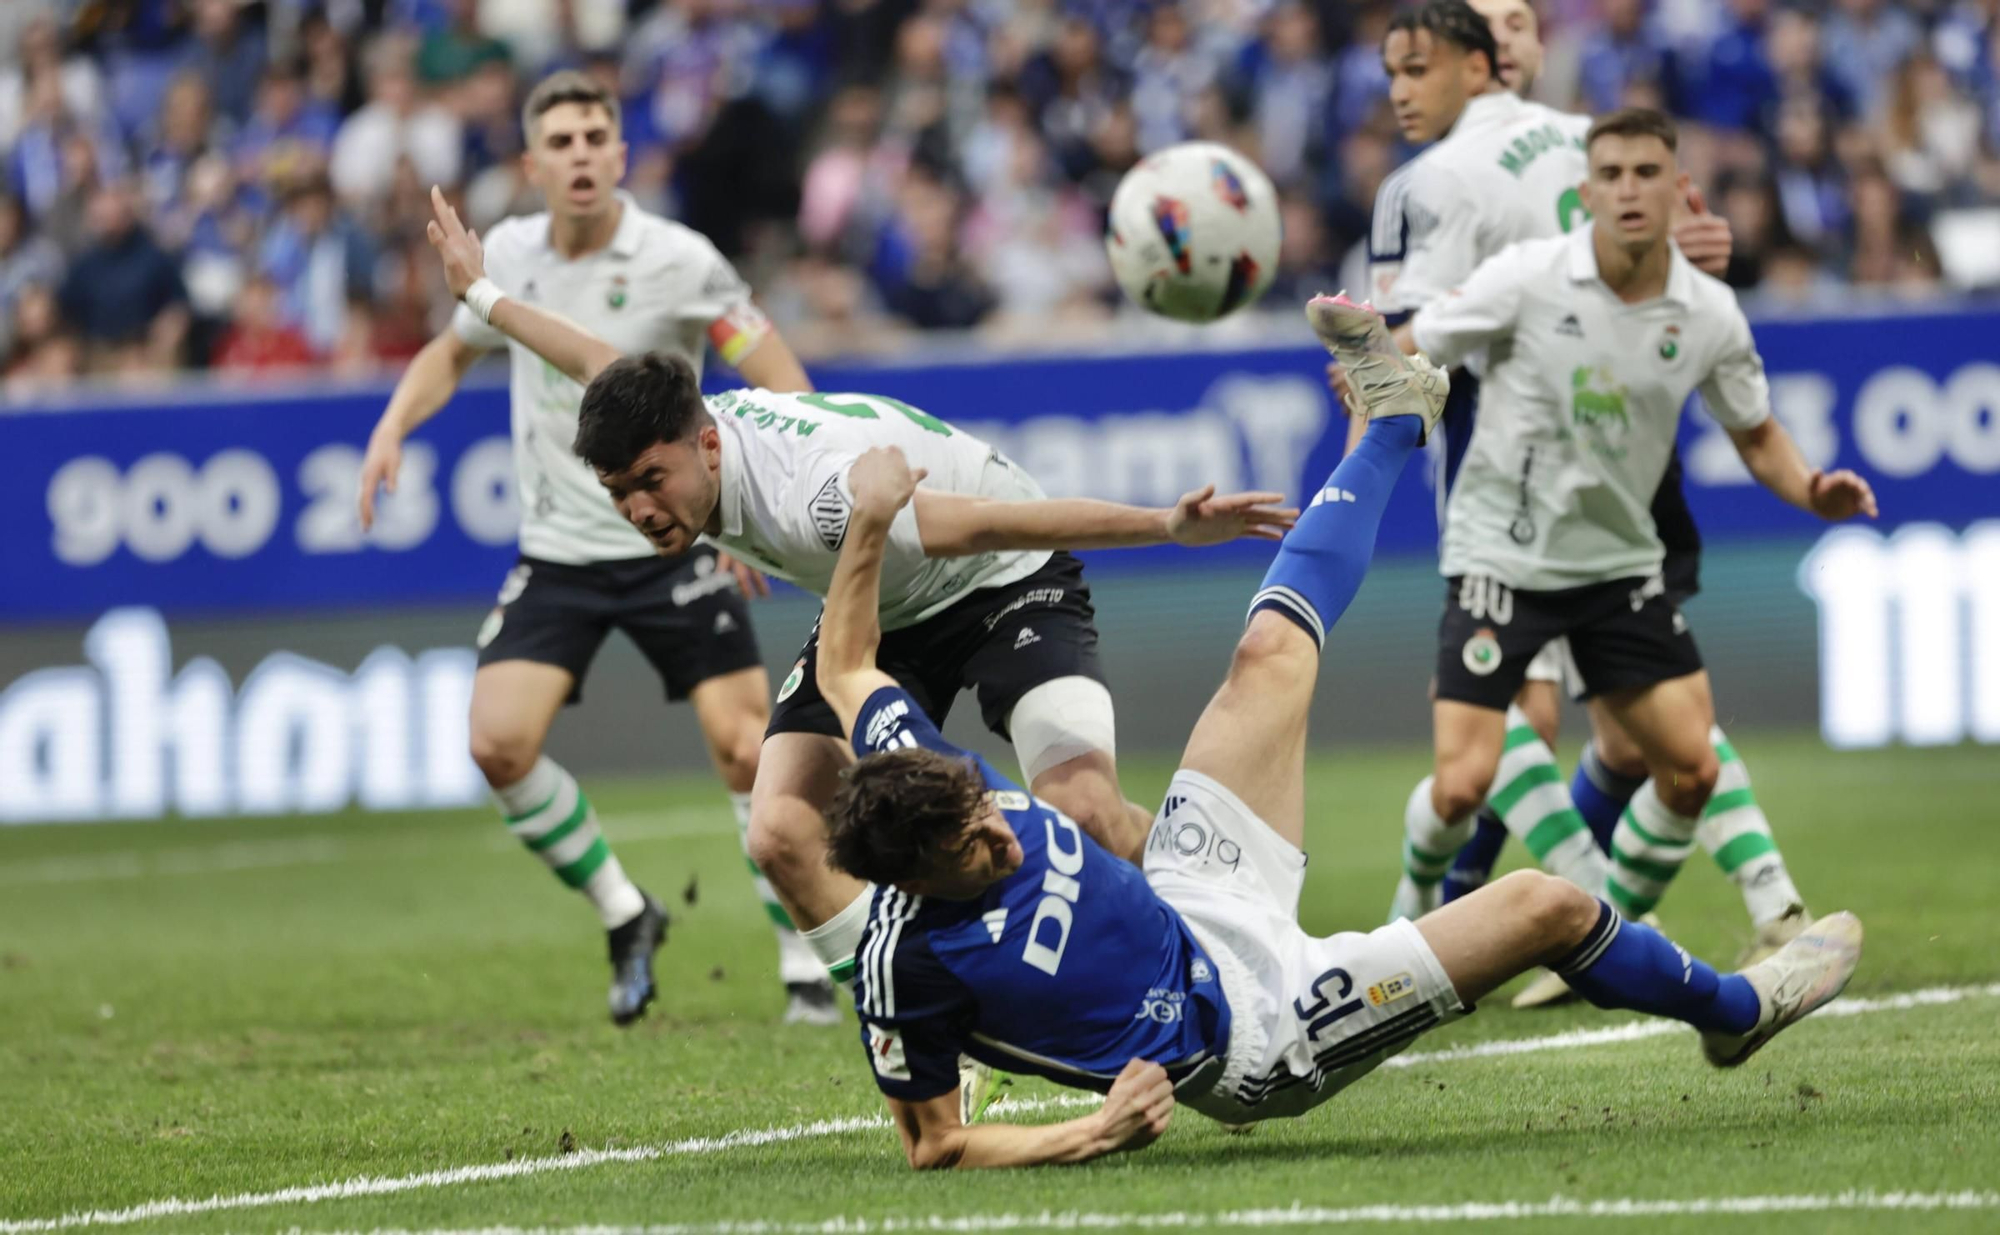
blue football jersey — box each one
[848,686,1230,1101]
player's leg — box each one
[1699,726,1811,961]
[746,732,871,981]
[1441,663,1563,902]
[1574,701,1649,850]
[1413,869,1858,1064]
[1594,670,1721,919]
[1008,678,1147,864]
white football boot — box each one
[1702,911,1863,1068]
[1736,901,1812,969]
[1305,292,1449,443]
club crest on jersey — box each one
[777,659,806,702]
[1367,972,1417,1007]
[1463,628,1502,676]
[1210,159,1250,212]
[809,475,851,551]
[1657,324,1683,365]
[607,274,628,310]
[1151,196,1192,274]
[1190,957,1213,985]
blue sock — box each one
[1250,415,1422,645]
[1555,900,1761,1033]
[1571,743,1645,853]
[1442,812,1508,903]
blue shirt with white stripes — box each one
[848,685,1230,1102]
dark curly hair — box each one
[573,352,712,475]
[1386,1,1502,81]
[826,748,990,887]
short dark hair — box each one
[1386,1,1501,80]
[573,352,712,474]
[826,749,990,887]
[523,69,620,142]
[1586,107,1679,154]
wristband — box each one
[462,277,505,324]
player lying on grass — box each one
[423,186,1296,1020]
[812,297,1863,1169]
[1327,108,1878,991]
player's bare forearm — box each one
[815,505,897,738]
[486,297,623,388]
[734,331,814,394]
[888,1095,1120,1170]
[378,330,482,440]
[1728,418,1878,520]
[916,492,1168,556]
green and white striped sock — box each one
[495,756,645,929]
[1488,705,1607,890]
[731,792,830,986]
[1401,775,1473,889]
[800,887,872,984]
[1607,780,1699,918]
[1696,726,1805,926]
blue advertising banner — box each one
[3,307,1996,624]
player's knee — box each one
[1036,776,1134,856]
[1432,757,1496,823]
[1498,869,1597,947]
[712,724,762,794]
[745,797,822,882]
[1229,613,1317,684]
[469,728,541,789]
[1653,750,1719,816]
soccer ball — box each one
[1105,142,1281,323]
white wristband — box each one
[462,277,505,324]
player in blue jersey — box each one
[811,296,1864,1169]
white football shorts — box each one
[1143,769,1466,1124]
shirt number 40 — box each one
[798,392,953,436]
[1294,967,1364,1042]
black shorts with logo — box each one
[476,546,762,704]
[767,552,1105,742]
[1435,572,1703,710]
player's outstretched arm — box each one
[912,487,1296,557]
[1728,418,1879,521]
[358,328,486,530]
[424,186,623,387]
[886,1059,1174,1170]
[817,447,925,739]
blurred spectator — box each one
[1769,95,1851,249]
[138,74,220,228]
[0,16,106,152]
[234,61,341,194]
[1714,171,1792,288]
[57,181,188,371]
[1021,16,1125,183]
[212,273,317,375]
[0,191,63,349]
[416,0,511,85]
[1823,0,1924,118]
[3,281,81,395]
[177,0,268,126]
[1129,3,1217,153]
[871,170,994,329]
[1845,163,1944,292]
[1882,52,1986,199]
[329,36,462,209]
[1692,0,1777,132]
[1578,0,1680,115]
[1234,2,1333,188]
[258,176,374,354]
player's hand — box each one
[1166,486,1298,546]
[357,428,401,531]
[1808,468,1879,521]
[426,185,486,298]
[848,446,927,520]
[713,551,771,599]
[1094,1059,1175,1155]
[1326,362,1367,420]
[1671,186,1732,279]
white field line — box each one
[0,812,727,887]
[301,1189,2000,1233]
[7,983,1998,1234]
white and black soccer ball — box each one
[1104,142,1282,324]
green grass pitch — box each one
[2,734,1996,1233]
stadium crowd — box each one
[2,0,1998,392]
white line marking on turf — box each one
[304,1189,2000,1232]
[5,985,1996,1232]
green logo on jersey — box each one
[1497,123,1584,179]
[607,275,628,310]
[1570,366,1631,434]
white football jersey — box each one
[1367,91,1592,320]
[453,193,769,564]
[702,388,1052,629]
[1411,231,1772,590]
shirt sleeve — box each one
[1694,306,1773,433]
[1408,243,1533,369]
[1380,172,1489,317]
[852,684,965,760]
[677,234,773,366]
[854,922,974,1102]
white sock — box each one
[1607,779,1699,919]
[1487,704,1607,892]
[800,888,874,983]
[1402,776,1474,887]
[1695,726,1805,926]
[730,791,825,986]
[495,756,644,929]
